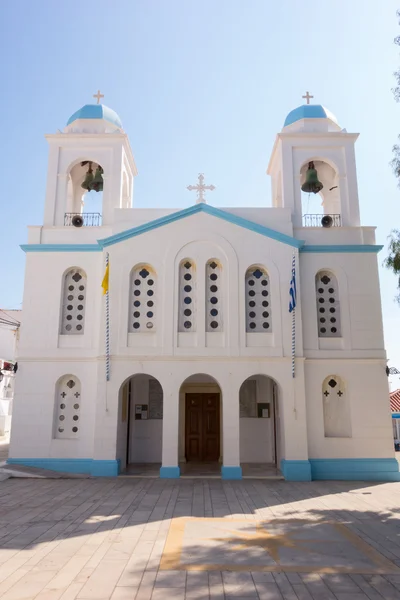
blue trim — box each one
[280,459,312,481]
[221,466,243,480]
[300,244,383,254]
[21,244,102,253]
[392,414,400,419]
[284,104,338,127]
[67,104,122,128]
[98,204,304,249]
[90,460,119,477]
[309,458,400,481]
[160,466,180,478]
[7,458,119,477]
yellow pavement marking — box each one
[160,517,400,573]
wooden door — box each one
[185,393,220,462]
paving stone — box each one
[254,582,284,599]
[151,588,186,599]
[0,479,399,599]
[222,571,258,597]
[155,569,186,588]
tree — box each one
[385,11,400,300]
[383,230,400,303]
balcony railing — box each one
[302,214,342,228]
[64,212,102,227]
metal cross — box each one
[187,173,215,204]
[302,91,314,105]
[93,90,104,104]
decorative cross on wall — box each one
[93,90,104,104]
[187,173,215,204]
[302,91,314,105]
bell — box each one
[301,162,323,194]
[81,163,94,191]
[91,166,104,192]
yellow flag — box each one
[101,263,109,295]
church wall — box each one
[18,252,103,358]
[106,211,298,360]
[9,361,97,460]
[305,360,393,459]
[300,252,385,357]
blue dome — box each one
[284,104,338,127]
[67,104,122,128]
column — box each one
[160,383,180,478]
[221,386,242,479]
[280,361,311,481]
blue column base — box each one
[309,458,400,481]
[90,460,119,477]
[7,458,119,477]
[160,466,180,478]
[280,459,312,481]
[221,466,242,480]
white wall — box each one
[12,205,392,470]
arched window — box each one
[245,266,271,332]
[206,260,223,331]
[129,265,156,332]
[316,271,341,337]
[178,260,196,332]
[322,375,351,437]
[60,269,87,335]
[55,375,81,439]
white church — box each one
[8,93,399,481]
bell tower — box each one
[43,95,137,227]
[267,99,360,229]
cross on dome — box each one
[93,90,104,104]
[187,173,215,204]
[302,91,314,105]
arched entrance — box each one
[116,374,163,475]
[179,374,222,476]
[239,375,282,477]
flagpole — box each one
[289,251,297,379]
[105,252,110,383]
[291,303,295,379]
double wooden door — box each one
[185,393,220,462]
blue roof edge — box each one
[300,244,383,253]
[21,244,102,253]
[97,203,304,249]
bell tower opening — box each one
[300,159,341,228]
[66,161,104,226]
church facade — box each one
[8,99,398,481]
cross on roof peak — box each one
[93,90,104,104]
[187,173,215,204]
[302,91,314,105]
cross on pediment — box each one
[187,173,215,204]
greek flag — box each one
[289,254,296,313]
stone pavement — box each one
[0,478,400,598]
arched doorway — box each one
[239,375,281,477]
[116,374,163,475]
[179,374,222,476]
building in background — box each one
[390,389,400,451]
[0,310,21,436]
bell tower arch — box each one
[43,100,137,227]
[267,101,360,228]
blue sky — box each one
[1,0,400,381]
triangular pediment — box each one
[97,204,304,249]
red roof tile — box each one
[390,389,400,413]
